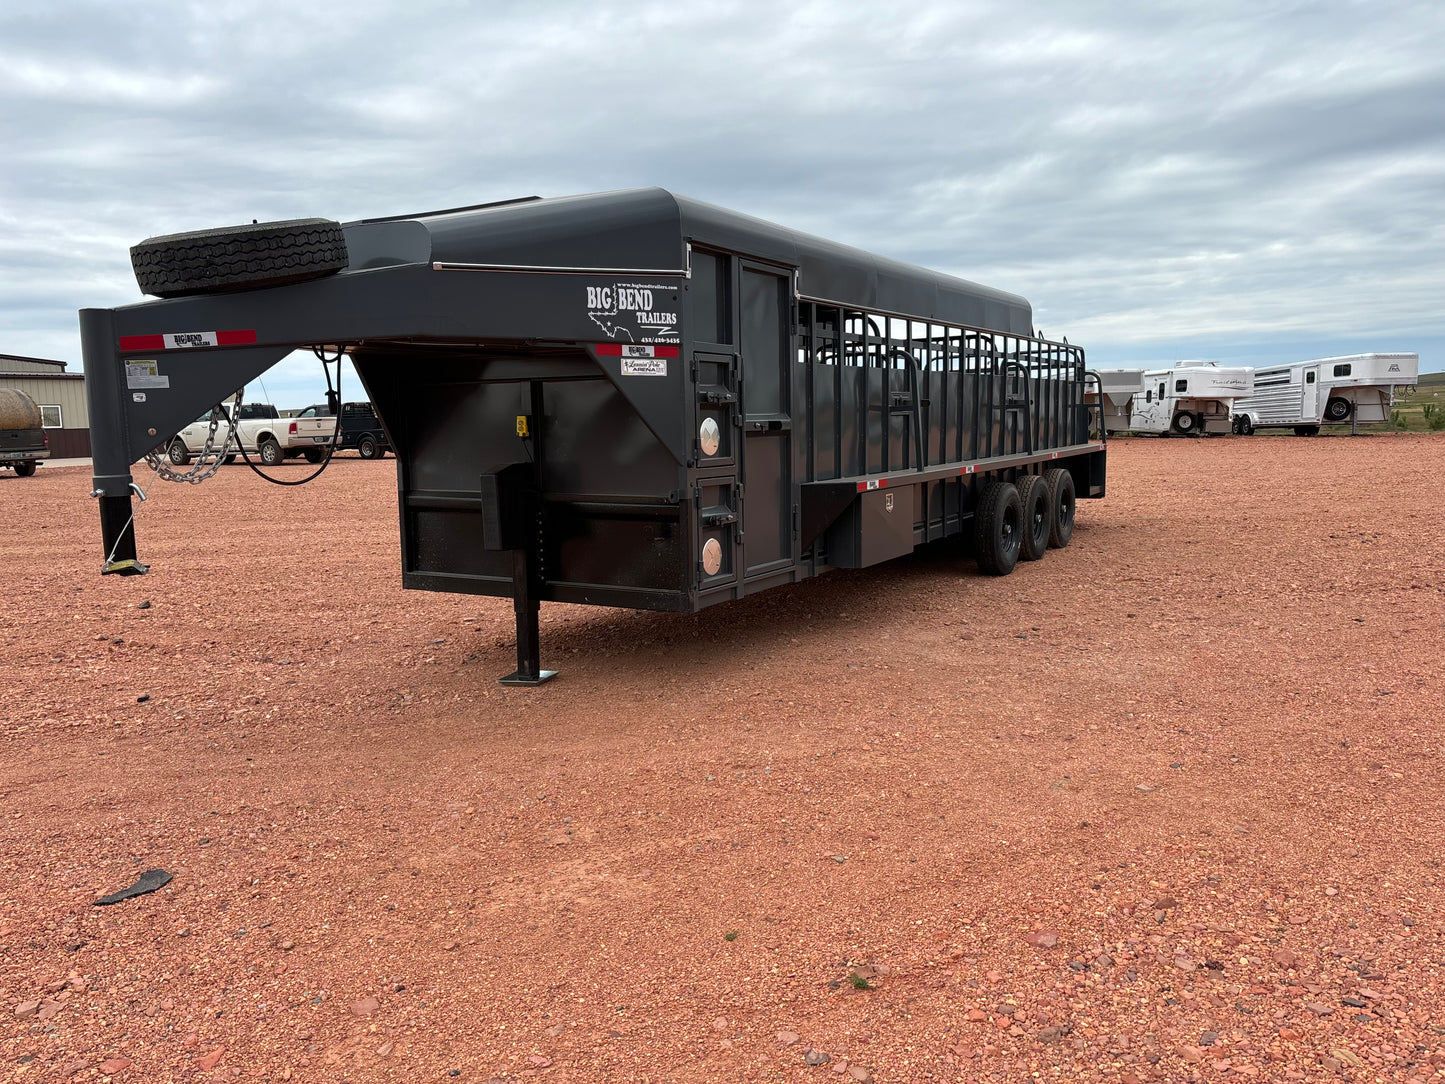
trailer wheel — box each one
[1015,475,1050,561]
[1171,411,1197,435]
[1043,468,1076,549]
[1235,415,1254,436]
[303,447,325,464]
[357,435,379,459]
[13,460,36,477]
[167,439,191,466]
[259,438,285,466]
[973,481,1022,576]
[1293,425,1320,437]
[130,218,349,299]
[1324,397,1353,422]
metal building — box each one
[0,354,90,458]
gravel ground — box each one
[2,434,1443,1084]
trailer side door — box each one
[739,264,794,578]
[1301,366,1320,421]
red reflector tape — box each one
[595,344,679,358]
[118,334,164,352]
[118,329,257,352]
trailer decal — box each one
[585,284,680,343]
[124,360,169,390]
[595,344,680,359]
[119,329,257,352]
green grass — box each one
[1381,372,1445,432]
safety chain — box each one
[143,388,244,484]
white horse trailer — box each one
[1087,369,1146,434]
[1231,353,1419,435]
[1128,362,1255,436]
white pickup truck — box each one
[165,403,337,467]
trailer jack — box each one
[481,465,556,686]
[98,489,149,576]
[501,548,556,686]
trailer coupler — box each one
[98,492,149,576]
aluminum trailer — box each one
[1086,369,1146,435]
[82,189,1107,683]
[1231,353,1419,435]
[1128,362,1254,436]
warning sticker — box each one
[621,357,668,377]
[125,360,169,389]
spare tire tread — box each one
[131,218,349,298]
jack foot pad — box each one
[498,669,558,687]
[103,558,150,576]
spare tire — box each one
[131,218,349,298]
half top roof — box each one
[344,188,1034,337]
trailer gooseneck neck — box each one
[83,188,1107,684]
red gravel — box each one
[2,434,1444,1083]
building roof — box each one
[0,353,69,371]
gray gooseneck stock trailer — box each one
[83,189,1107,683]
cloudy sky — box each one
[2,0,1442,406]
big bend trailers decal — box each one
[585,283,679,343]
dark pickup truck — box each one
[0,389,50,476]
[297,400,390,458]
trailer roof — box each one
[344,188,1034,336]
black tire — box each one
[12,460,36,477]
[130,218,349,299]
[224,454,237,464]
[1236,415,1254,436]
[1015,474,1050,562]
[1324,397,1353,422]
[1293,425,1320,437]
[973,481,1022,576]
[357,435,379,460]
[1043,467,1076,549]
[167,439,191,466]
[1172,411,1197,435]
[259,438,285,466]
[303,447,325,464]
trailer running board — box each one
[800,441,1106,550]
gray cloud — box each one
[2,0,1441,403]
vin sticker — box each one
[125,360,170,389]
[621,357,667,377]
